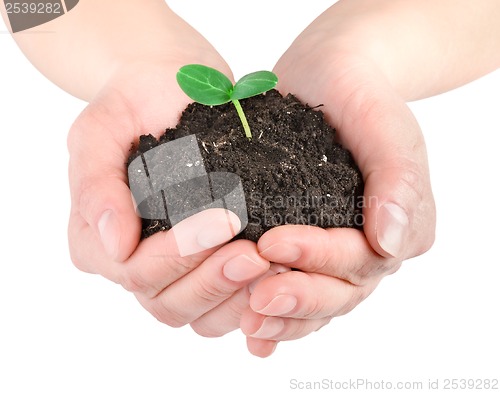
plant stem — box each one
[232,99,252,140]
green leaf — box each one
[231,71,278,101]
[176,64,233,106]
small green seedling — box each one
[176,64,278,140]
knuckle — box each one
[190,320,225,338]
[399,163,436,257]
[76,177,103,226]
[280,318,326,341]
[350,259,398,285]
[149,301,188,328]
[120,268,152,295]
[284,320,310,340]
[301,295,323,319]
[398,162,426,205]
[192,277,235,304]
[345,271,371,287]
[314,246,332,274]
[167,254,202,278]
[191,292,246,337]
[77,174,124,225]
[225,294,248,320]
[296,274,324,319]
[371,156,428,211]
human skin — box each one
[237,0,500,357]
[3,0,499,358]
[2,0,271,335]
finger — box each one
[120,208,242,298]
[362,145,436,259]
[189,263,290,337]
[275,56,436,259]
[246,337,278,358]
[189,288,249,337]
[68,212,120,279]
[135,239,269,327]
[67,66,195,270]
[248,270,377,319]
[68,97,143,271]
[241,308,332,342]
[343,85,435,259]
[258,225,397,285]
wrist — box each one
[305,0,500,101]
[9,0,229,102]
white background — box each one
[1,1,499,392]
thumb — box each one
[278,63,437,260]
[363,154,432,259]
[68,94,142,270]
[349,90,436,259]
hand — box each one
[67,18,270,333]
[240,5,436,357]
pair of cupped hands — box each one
[67,9,435,357]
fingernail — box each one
[376,203,409,257]
[259,243,302,263]
[223,255,267,282]
[256,294,297,316]
[197,213,241,249]
[98,210,120,259]
[250,317,284,339]
[172,209,241,257]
